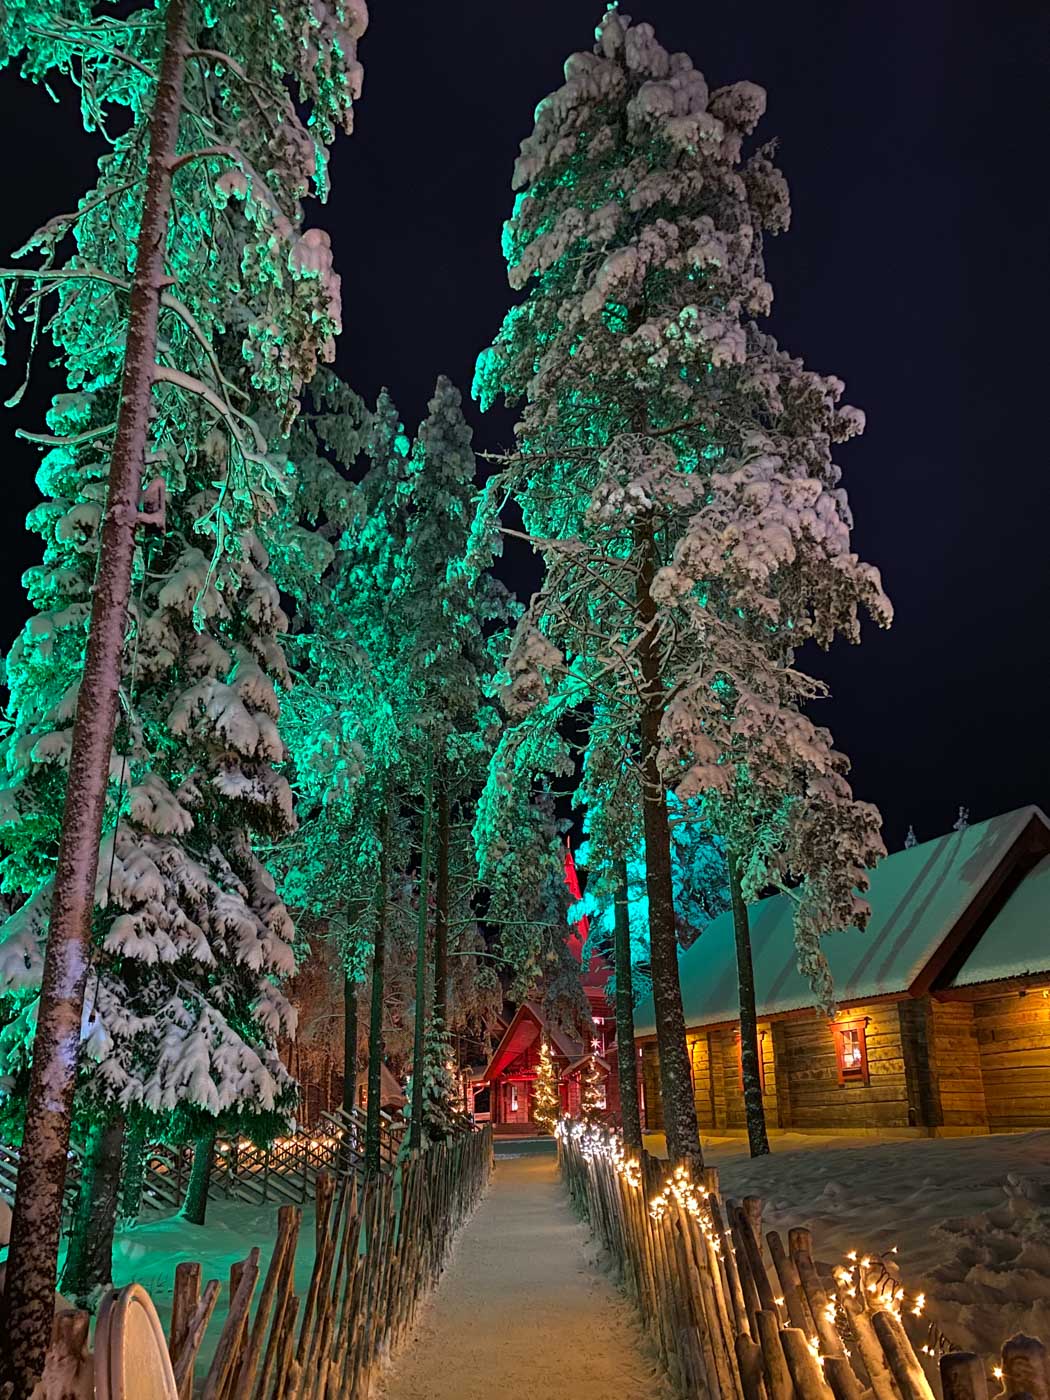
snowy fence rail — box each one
[0,1140,80,1220]
[558,1124,1043,1400]
[136,1110,405,1217]
[36,1125,493,1398]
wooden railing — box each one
[0,1140,80,1220]
[558,1120,1046,1400]
[137,1110,405,1216]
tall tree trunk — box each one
[612,856,643,1155]
[364,800,389,1179]
[409,754,433,1151]
[118,1114,147,1228]
[433,769,450,1033]
[634,514,703,1173]
[342,970,359,1115]
[0,8,190,1389]
[58,1117,125,1305]
[181,1126,217,1227]
[729,853,770,1158]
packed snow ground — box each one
[97,1197,320,1370]
[377,1148,669,1400]
[646,1129,1050,1356]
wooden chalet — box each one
[476,844,620,1135]
[635,806,1050,1137]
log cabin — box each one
[634,806,1050,1137]
[476,843,620,1135]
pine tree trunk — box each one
[59,1117,125,1305]
[118,1115,147,1227]
[409,755,433,1151]
[342,970,359,1115]
[364,800,389,1179]
[433,770,450,1032]
[181,1127,217,1227]
[612,856,643,1155]
[634,514,704,1173]
[729,853,770,1158]
[0,7,190,1389]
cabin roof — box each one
[479,1001,582,1082]
[633,806,1050,1037]
[950,852,1050,988]
[380,1061,406,1106]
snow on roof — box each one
[951,853,1050,987]
[634,806,1050,1037]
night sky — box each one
[0,2,1046,850]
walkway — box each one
[378,1147,667,1400]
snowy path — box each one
[377,1148,667,1400]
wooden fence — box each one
[558,1121,1047,1400]
[157,1125,490,1397]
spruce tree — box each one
[476,10,889,1168]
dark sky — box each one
[0,1,1047,850]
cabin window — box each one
[737,1031,766,1093]
[833,1019,870,1085]
[510,1084,519,1113]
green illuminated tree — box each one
[476,11,889,1170]
[277,384,414,1177]
[0,0,365,1371]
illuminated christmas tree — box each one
[533,1038,560,1134]
[580,1053,605,1124]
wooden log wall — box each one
[973,988,1050,1129]
[643,988,1050,1138]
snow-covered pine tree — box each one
[0,0,365,1366]
[476,10,889,1169]
[397,377,515,1143]
[278,384,420,1177]
[532,1037,560,1134]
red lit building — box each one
[476,843,620,1135]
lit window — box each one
[833,1018,870,1085]
[737,1031,766,1093]
[510,1084,518,1112]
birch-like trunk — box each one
[58,1117,125,1304]
[729,852,770,1157]
[0,5,190,1390]
[612,855,643,1154]
[342,968,359,1115]
[118,1114,147,1228]
[364,800,389,1179]
[433,770,450,1033]
[634,514,704,1173]
[181,1126,217,1227]
[409,756,433,1151]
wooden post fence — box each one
[26,1126,492,1399]
[556,1119,1043,1400]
